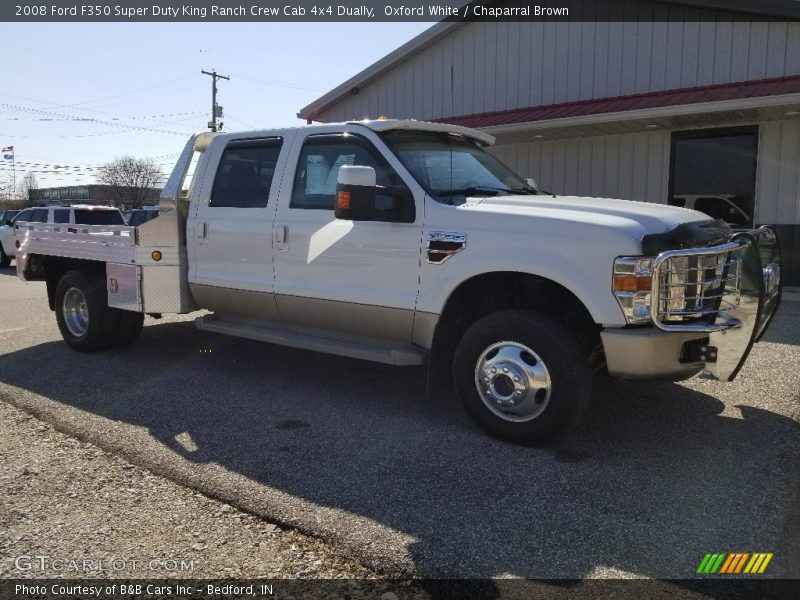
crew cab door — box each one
[188,136,289,317]
[272,129,424,342]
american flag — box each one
[2,146,13,160]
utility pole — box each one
[201,69,229,132]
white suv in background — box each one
[0,205,125,267]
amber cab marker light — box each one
[337,191,351,210]
[151,250,163,262]
[613,274,652,292]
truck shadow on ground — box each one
[1,312,798,587]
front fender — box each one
[416,227,637,327]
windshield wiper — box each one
[506,187,539,195]
[437,186,512,197]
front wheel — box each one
[452,309,592,444]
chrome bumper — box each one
[647,226,782,381]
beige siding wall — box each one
[756,119,800,225]
[490,121,800,227]
[490,130,671,204]
[320,17,800,122]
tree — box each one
[17,171,38,206]
[97,156,163,209]
[0,174,16,208]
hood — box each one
[463,194,715,241]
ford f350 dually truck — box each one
[14,120,782,443]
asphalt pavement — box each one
[1,266,798,582]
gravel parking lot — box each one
[0,400,374,580]
[1,266,798,582]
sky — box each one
[0,22,431,189]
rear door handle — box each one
[275,225,288,250]
[196,221,208,245]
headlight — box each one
[613,257,653,324]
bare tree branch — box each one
[18,172,38,207]
[97,156,163,209]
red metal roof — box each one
[437,76,800,129]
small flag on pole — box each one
[2,146,13,160]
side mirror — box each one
[335,165,414,223]
[525,178,539,191]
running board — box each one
[194,315,426,366]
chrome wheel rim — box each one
[474,341,552,422]
[62,287,89,337]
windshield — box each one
[380,130,535,201]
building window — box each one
[669,126,758,228]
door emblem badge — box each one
[426,231,466,264]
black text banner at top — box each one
[6,0,800,23]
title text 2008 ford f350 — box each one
[14,120,782,443]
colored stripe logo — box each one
[696,552,773,574]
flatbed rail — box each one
[15,222,137,266]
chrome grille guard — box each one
[649,226,782,381]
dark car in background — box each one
[124,206,160,227]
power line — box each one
[228,73,324,92]
[0,102,191,136]
[66,73,197,107]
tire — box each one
[111,309,144,347]
[453,309,592,444]
[0,243,10,268]
[54,270,118,352]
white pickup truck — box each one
[15,120,782,443]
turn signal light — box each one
[337,191,351,210]
[613,274,652,292]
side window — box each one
[53,209,70,224]
[670,197,686,208]
[31,209,48,222]
[74,210,126,225]
[291,135,400,210]
[14,210,33,223]
[210,138,283,208]
[694,197,748,225]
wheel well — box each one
[25,255,105,311]
[428,272,602,391]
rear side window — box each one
[128,210,159,227]
[53,209,70,224]
[210,138,283,208]
[291,134,398,210]
[74,209,125,225]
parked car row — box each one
[0,205,126,267]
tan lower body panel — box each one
[275,294,415,344]
[190,284,438,350]
[189,283,281,321]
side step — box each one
[194,315,427,366]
